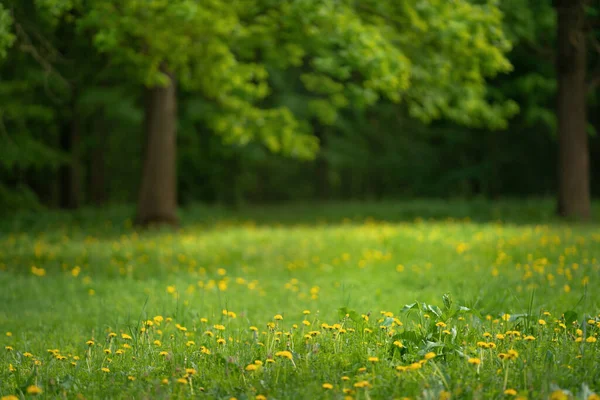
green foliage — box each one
[0,4,15,59]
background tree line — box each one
[0,0,598,224]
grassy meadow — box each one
[1,200,599,399]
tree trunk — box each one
[555,0,591,220]
[135,71,178,227]
[314,124,329,200]
[59,116,81,209]
[89,114,108,206]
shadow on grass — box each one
[1,198,598,235]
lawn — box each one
[1,200,599,399]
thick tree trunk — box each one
[89,115,108,206]
[59,116,82,209]
[135,71,178,227]
[555,0,591,220]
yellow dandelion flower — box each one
[256,395,267,400]
[245,364,258,371]
[23,352,33,358]
[586,336,597,343]
[217,338,226,345]
[159,351,168,356]
[341,376,350,381]
[353,380,371,389]
[101,367,110,373]
[322,383,333,390]
[104,349,111,354]
[538,319,547,326]
[468,357,481,365]
[496,334,505,340]
[436,322,447,328]
[550,390,569,400]
[185,368,196,375]
[177,378,188,384]
[502,314,511,321]
[303,310,311,315]
[214,324,225,331]
[275,350,293,360]
[161,378,169,385]
[26,386,43,395]
[368,356,379,363]
[524,335,536,341]
[507,349,519,359]
[274,314,283,321]
[5,346,13,351]
[504,389,517,396]
[121,333,132,340]
[424,352,436,360]
[2,395,19,400]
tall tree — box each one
[555,0,591,220]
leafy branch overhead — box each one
[76,0,516,158]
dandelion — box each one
[468,358,481,365]
[502,314,511,321]
[2,395,19,400]
[507,349,519,360]
[26,386,43,395]
[322,383,333,389]
[128,376,136,381]
[101,367,110,373]
[161,379,169,385]
[115,349,124,355]
[153,340,161,347]
[524,335,535,341]
[214,324,225,331]
[436,322,447,328]
[550,390,569,400]
[424,352,436,360]
[496,333,505,340]
[275,350,293,360]
[538,319,547,326]
[159,351,168,356]
[185,368,196,375]
[504,389,517,396]
[217,338,226,345]
[121,333,132,340]
[586,336,597,343]
[274,314,283,321]
[393,340,403,348]
[303,310,311,315]
[177,378,188,384]
[23,352,33,358]
[5,346,13,351]
[353,380,371,389]
[368,356,379,363]
[256,395,267,400]
[245,364,258,371]
[5,332,12,336]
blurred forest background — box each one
[0,0,598,223]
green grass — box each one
[1,200,599,399]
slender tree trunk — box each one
[135,71,178,227]
[555,0,591,220]
[314,123,329,200]
[89,114,108,206]
[59,115,82,209]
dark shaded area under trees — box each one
[0,0,599,224]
